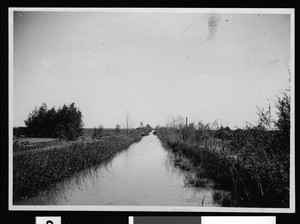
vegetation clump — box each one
[92,125,104,140]
[156,92,290,207]
[24,102,83,141]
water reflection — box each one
[16,133,221,206]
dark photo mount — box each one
[2,1,298,224]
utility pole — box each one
[186,117,188,127]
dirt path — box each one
[13,141,73,156]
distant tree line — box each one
[23,102,83,140]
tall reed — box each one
[156,92,290,207]
[13,129,151,202]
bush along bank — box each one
[13,131,148,203]
[155,93,290,208]
[156,126,289,208]
[156,130,233,207]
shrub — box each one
[155,91,291,207]
[92,125,104,139]
[115,124,121,134]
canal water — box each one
[17,131,219,206]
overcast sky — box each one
[12,10,291,128]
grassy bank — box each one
[13,128,152,202]
[155,93,290,207]
[156,126,289,207]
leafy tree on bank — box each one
[24,102,83,140]
[54,103,83,140]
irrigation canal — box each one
[16,131,220,206]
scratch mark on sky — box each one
[180,23,193,36]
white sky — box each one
[12,10,291,128]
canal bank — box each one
[13,129,152,203]
[15,132,220,206]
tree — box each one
[124,111,134,135]
[115,124,121,134]
[24,102,83,140]
[55,103,84,140]
[25,103,50,137]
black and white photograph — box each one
[9,8,294,212]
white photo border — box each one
[8,7,295,213]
